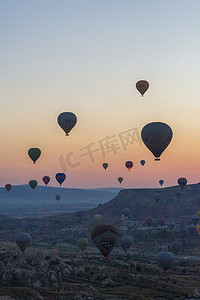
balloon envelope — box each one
[140,160,145,166]
[55,173,66,186]
[29,180,37,189]
[195,224,200,235]
[56,195,61,201]
[5,184,12,192]
[136,80,149,96]
[153,193,161,203]
[177,178,187,190]
[57,112,77,136]
[158,218,166,227]
[171,241,182,254]
[125,161,133,171]
[43,176,50,185]
[141,122,173,161]
[102,163,108,170]
[157,251,173,271]
[159,180,164,186]
[28,148,41,164]
[118,177,123,184]
[176,191,182,198]
[94,214,102,222]
[77,238,88,252]
[121,236,133,252]
[15,232,31,252]
[145,217,153,227]
[168,221,175,231]
[122,208,130,217]
[91,225,120,258]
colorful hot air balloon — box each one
[5,184,12,192]
[177,178,187,190]
[102,163,108,170]
[57,112,77,136]
[159,180,164,186]
[122,208,130,218]
[136,80,149,96]
[140,160,145,166]
[94,214,102,222]
[118,177,123,184]
[43,176,50,186]
[55,195,61,201]
[29,180,37,189]
[176,191,182,198]
[168,221,175,231]
[170,241,182,254]
[28,148,41,164]
[55,173,66,186]
[15,232,31,252]
[121,236,133,252]
[125,161,133,171]
[145,217,153,227]
[195,224,200,235]
[158,218,166,227]
[153,193,161,203]
[141,122,173,161]
[191,215,199,226]
[157,251,173,271]
[91,225,120,258]
[77,238,88,252]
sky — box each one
[1,0,200,188]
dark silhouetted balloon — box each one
[122,208,130,217]
[157,251,173,271]
[55,173,66,186]
[118,177,123,184]
[140,160,145,166]
[136,80,149,96]
[125,161,133,171]
[77,238,88,252]
[5,184,12,192]
[159,180,164,186]
[158,218,166,227]
[28,148,41,164]
[171,241,182,254]
[15,232,31,252]
[153,193,161,203]
[43,176,50,186]
[121,236,133,252]
[91,225,120,258]
[177,178,187,190]
[168,221,175,231]
[145,217,153,227]
[57,112,77,136]
[102,163,108,170]
[29,180,37,189]
[141,122,173,161]
[56,195,61,201]
[176,191,182,198]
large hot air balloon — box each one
[153,193,161,203]
[15,232,31,252]
[57,112,77,136]
[136,80,149,97]
[55,195,61,201]
[94,214,102,222]
[102,163,108,170]
[141,122,173,161]
[170,241,182,254]
[168,221,175,231]
[28,148,41,164]
[159,180,164,186]
[118,177,123,184]
[43,176,50,186]
[29,180,37,189]
[77,238,88,252]
[177,178,187,190]
[192,215,199,226]
[157,251,173,271]
[121,236,133,252]
[158,218,166,227]
[145,217,153,227]
[5,184,12,192]
[140,160,145,166]
[176,191,182,198]
[91,225,120,258]
[122,208,130,218]
[125,161,133,171]
[55,173,66,186]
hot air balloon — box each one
[29,180,37,189]
[136,80,149,96]
[55,173,66,186]
[192,215,199,226]
[159,180,164,186]
[77,238,88,252]
[57,112,77,136]
[91,225,120,258]
[158,218,166,227]
[121,215,127,224]
[195,224,200,235]
[153,193,161,203]
[102,163,108,170]
[55,195,61,201]
[121,236,133,252]
[15,232,31,252]
[141,122,173,161]
[176,191,182,198]
[122,208,130,218]
[28,148,41,164]
[94,214,102,222]
[170,241,182,254]
[157,251,173,271]
[168,221,175,231]
[125,161,133,171]
[118,177,123,184]
[145,217,153,227]
[5,184,12,192]
[43,176,50,186]
[177,178,187,190]
[140,160,145,166]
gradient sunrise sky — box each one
[1,0,200,188]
